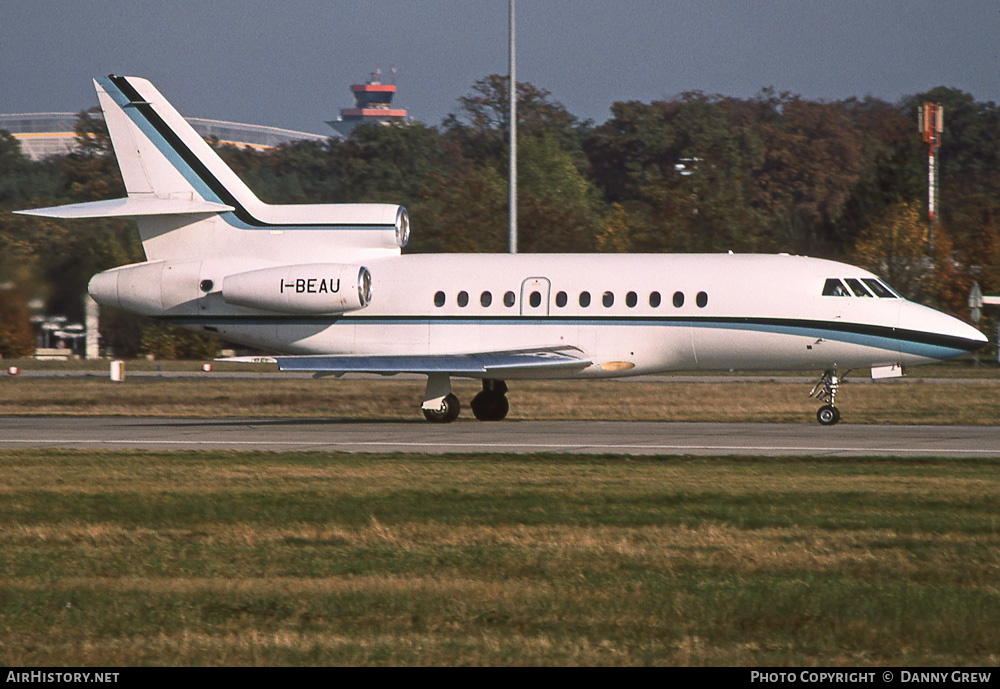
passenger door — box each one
[520,277,551,316]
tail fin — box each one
[18,76,406,262]
[94,75,267,211]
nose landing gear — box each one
[810,370,842,425]
[816,404,841,426]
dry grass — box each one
[1,374,999,424]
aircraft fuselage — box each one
[120,252,984,377]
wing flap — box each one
[221,346,591,376]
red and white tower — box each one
[328,67,408,137]
[919,102,944,250]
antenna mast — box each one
[919,102,944,253]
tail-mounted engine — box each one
[89,261,373,316]
[222,264,372,314]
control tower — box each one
[327,67,408,137]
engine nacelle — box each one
[221,263,372,314]
[88,260,202,315]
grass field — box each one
[2,450,999,666]
[2,374,999,424]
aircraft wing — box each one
[221,346,591,377]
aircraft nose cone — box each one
[900,301,988,359]
[939,315,987,352]
[964,322,989,348]
[944,310,989,349]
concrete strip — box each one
[1,417,998,457]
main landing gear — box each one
[421,375,509,423]
[809,369,842,426]
[470,379,509,421]
[422,393,461,423]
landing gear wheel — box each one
[423,393,461,423]
[817,404,841,426]
[810,370,843,426]
[471,391,510,421]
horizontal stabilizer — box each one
[221,346,591,376]
[15,197,234,219]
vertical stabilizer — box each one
[95,75,264,209]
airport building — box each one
[0,112,330,161]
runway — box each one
[1,416,998,457]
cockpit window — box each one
[825,277,900,298]
[823,279,849,297]
[845,278,873,297]
[862,278,898,298]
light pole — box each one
[508,0,517,254]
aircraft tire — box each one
[471,391,510,421]
[423,393,461,423]
[816,405,840,426]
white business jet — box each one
[18,76,987,424]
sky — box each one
[2,0,999,135]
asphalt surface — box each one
[2,416,998,457]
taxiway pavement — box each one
[1,416,998,457]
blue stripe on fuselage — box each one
[156,314,979,360]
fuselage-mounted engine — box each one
[221,263,372,314]
[88,261,373,316]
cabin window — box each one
[823,279,849,297]
[529,291,542,308]
[845,278,873,297]
[504,291,516,307]
[673,291,684,308]
[603,291,614,307]
[696,291,708,308]
[862,278,897,298]
[555,291,567,307]
[579,291,591,307]
[434,291,446,307]
[457,291,469,307]
[626,291,637,307]
[649,291,661,308]
[480,291,492,307]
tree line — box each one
[1,75,998,358]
